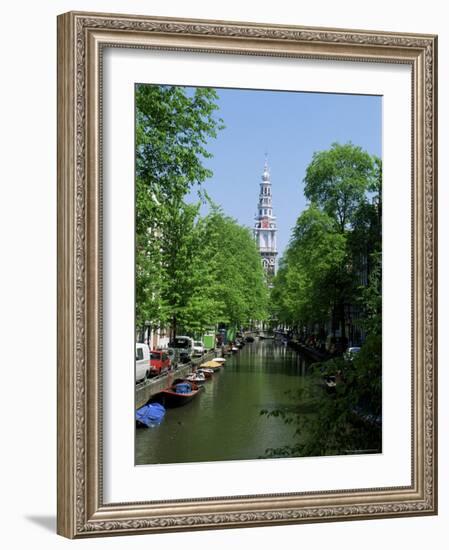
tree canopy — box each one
[304,142,377,232]
[135,84,268,337]
[271,142,381,339]
[135,84,223,330]
[266,142,382,458]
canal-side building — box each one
[254,158,278,279]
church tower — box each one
[254,158,277,278]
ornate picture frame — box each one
[57,11,437,538]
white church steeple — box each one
[253,157,277,278]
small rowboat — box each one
[197,368,214,379]
[186,372,206,384]
[155,379,203,408]
[212,357,226,364]
[200,360,223,371]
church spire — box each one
[253,157,278,279]
[262,154,270,181]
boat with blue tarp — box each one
[153,379,203,408]
[136,402,166,428]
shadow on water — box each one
[135,339,313,465]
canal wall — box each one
[288,340,329,363]
[135,349,218,409]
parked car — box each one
[192,341,205,357]
[169,336,194,363]
[149,350,171,377]
[135,343,151,383]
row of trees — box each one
[264,143,382,457]
[271,142,382,342]
[136,84,268,339]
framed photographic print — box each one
[57,11,438,538]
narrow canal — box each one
[135,339,313,465]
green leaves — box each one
[135,85,223,331]
[136,85,222,202]
[200,211,269,328]
[271,205,348,327]
[265,143,382,458]
[272,143,381,335]
[135,84,267,337]
[304,142,376,232]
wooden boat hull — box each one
[186,376,206,385]
[156,387,203,408]
[153,380,203,408]
[197,368,213,379]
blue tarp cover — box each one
[175,382,192,394]
[136,402,166,428]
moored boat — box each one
[186,371,207,384]
[200,360,222,371]
[155,379,203,408]
[197,368,214,379]
[136,402,166,428]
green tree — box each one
[201,210,269,328]
[266,143,382,458]
[272,143,380,338]
[135,84,268,339]
[271,208,344,329]
[262,334,382,458]
[157,202,223,336]
[304,142,377,232]
[157,207,269,337]
[135,84,223,331]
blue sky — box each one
[186,87,382,259]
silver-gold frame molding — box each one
[57,11,438,538]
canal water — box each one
[135,339,312,465]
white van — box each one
[135,343,151,383]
